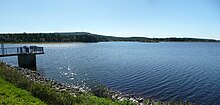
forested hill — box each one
[0,32,219,43]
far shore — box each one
[1,41,220,44]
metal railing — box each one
[0,46,44,55]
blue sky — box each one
[0,0,219,39]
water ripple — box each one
[2,42,220,105]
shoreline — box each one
[0,62,193,105]
[1,41,220,45]
[1,62,145,104]
[1,41,159,44]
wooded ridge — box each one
[0,32,218,43]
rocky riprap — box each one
[5,64,145,105]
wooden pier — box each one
[0,45,44,70]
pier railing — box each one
[0,46,44,56]
[0,45,44,69]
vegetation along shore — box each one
[0,62,193,105]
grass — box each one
[0,62,193,105]
[0,77,46,105]
[0,62,135,105]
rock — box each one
[137,98,144,103]
[129,98,138,103]
[139,103,145,105]
[70,93,76,97]
[119,98,125,101]
[59,88,67,92]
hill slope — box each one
[0,32,218,43]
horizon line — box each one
[0,31,219,40]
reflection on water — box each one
[1,42,220,105]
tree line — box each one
[0,32,218,43]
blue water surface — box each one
[1,42,220,105]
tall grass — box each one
[0,77,47,105]
[0,62,135,105]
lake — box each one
[1,42,220,105]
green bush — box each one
[0,77,46,105]
[92,84,112,98]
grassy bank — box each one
[0,77,46,105]
[0,62,193,105]
[0,62,135,105]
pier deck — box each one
[0,46,44,70]
[0,46,44,57]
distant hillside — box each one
[0,32,219,43]
[152,37,219,42]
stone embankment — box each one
[5,64,145,105]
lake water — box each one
[1,42,220,105]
